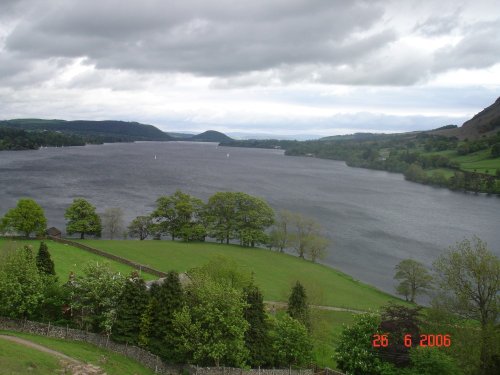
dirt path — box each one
[0,334,106,374]
[264,300,367,314]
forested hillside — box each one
[0,119,173,142]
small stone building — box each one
[46,227,62,238]
[145,272,192,289]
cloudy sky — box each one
[1,0,499,138]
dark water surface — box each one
[1,142,499,296]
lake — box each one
[1,141,499,297]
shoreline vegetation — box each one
[220,131,500,195]
[0,119,232,150]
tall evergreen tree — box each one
[149,271,185,361]
[138,298,155,348]
[112,271,148,344]
[35,241,55,275]
[243,283,273,367]
[287,281,310,330]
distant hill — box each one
[167,132,196,139]
[431,97,500,139]
[0,119,173,142]
[320,132,392,141]
[189,130,233,142]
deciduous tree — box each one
[394,259,432,303]
[128,215,153,240]
[102,207,124,239]
[433,236,500,374]
[334,313,395,375]
[269,210,294,252]
[205,192,238,244]
[172,276,249,367]
[271,315,312,368]
[66,262,124,333]
[206,192,274,247]
[0,245,45,318]
[152,190,205,241]
[0,198,47,237]
[289,213,327,260]
[377,304,422,367]
[65,198,102,239]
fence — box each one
[48,236,167,278]
[0,317,320,375]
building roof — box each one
[46,227,62,235]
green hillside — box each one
[189,130,233,142]
[0,239,156,282]
[75,239,403,311]
[0,331,155,375]
[0,336,62,374]
[0,119,173,142]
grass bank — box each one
[0,330,156,375]
[0,238,156,282]
[75,239,403,311]
[0,335,62,374]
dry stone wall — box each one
[0,317,321,375]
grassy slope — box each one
[425,149,500,175]
[76,239,404,311]
[0,238,155,282]
[0,331,155,375]
[310,310,356,368]
[0,336,62,374]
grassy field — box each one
[0,238,156,282]
[0,331,156,375]
[426,168,456,178]
[74,239,404,311]
[426,149,500,176]
[0,336,62,374]
[310,310,357,368]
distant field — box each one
[0,331,155,375]
[426,168,456,178]
[75,239,404,310]
[426,149,500,176]
[0,238,156,282]
[0,336,61,374]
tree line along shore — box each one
[0,191,331,263]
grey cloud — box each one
[413,10,462,36]
[434,20,500,71]
[4,0,393,78]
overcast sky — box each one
[1,0,499,138]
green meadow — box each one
[0,331,155,375]
[1,237,404,368]
[0,336,62,375]
[426,148,500,176]
[74,239,403,311]
[0,238,156,282]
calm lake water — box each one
[1,141,499,297]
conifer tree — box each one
[287,281,310,330]
[138,298,155,348]
[149,271,184,361]
[112,271,148,344]
[243,283,273,366]
[36,241,55,275]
